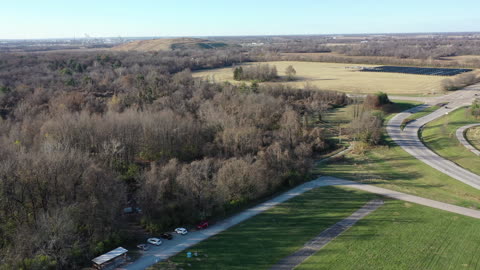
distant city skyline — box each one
[2,0,479,39]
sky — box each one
[1,0,479,39]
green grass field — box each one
[193,61,449,95]
[151,186,378,270]
[421,107,480,175]
[297,199,480,270]
[466,126,480,150]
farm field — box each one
[193,61,449,95]
[421,108,480,175]
[150,186,378,270]
[466,126,480,150]
[297,199,480,270]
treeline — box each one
[441,72,480,91]
[335,39,480,60]
[0,49,347,269]
[252,35,480,68]
[233,64,278,81]
[277,53,480,69]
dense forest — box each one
[0,48,348,269]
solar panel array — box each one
[360,66,473,76]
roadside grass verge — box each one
[150,186,378,270]
[466,126,480,151]
[314,135,480,209]
[421,107,480,175]
[400,105,440,130]
[297,199,480,270]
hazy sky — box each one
[1,0,479,39]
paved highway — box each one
[387,83,480,190]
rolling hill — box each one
[112,38,228,52]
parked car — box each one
[196,221,209,230]
[160,233,173,240]
[137,244,149,251]
[175,227,188,235]
[147,238,162,246]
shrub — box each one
[442,72,480,91]
[471,99,480,118]
[364,92,391,109]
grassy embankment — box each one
[466,126,480,150]
[400,105,441,130]
[421,107,480,175]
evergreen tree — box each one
[233,67,243,81]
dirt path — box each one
[269,199,384,270]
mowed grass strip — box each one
[193,61,448,95]
[400,105,440,129]
[150,186,377,270]
[421,107,480,175]
[466,126,480,151]
[297,199,480,270]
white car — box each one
[175,228,188,235]
[147,238,162,246]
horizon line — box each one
[1,31,480,41]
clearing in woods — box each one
[193,61,452,95]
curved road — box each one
[387,82,480,190]
[456,123,480,156]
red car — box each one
[196,221,209,229]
